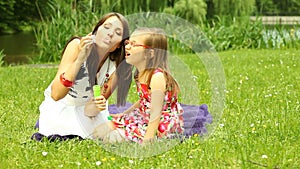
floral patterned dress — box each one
[112,69,184,143]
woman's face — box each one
[95,16,124,52]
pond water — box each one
[0,31,38,65]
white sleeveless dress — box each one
[38,59,115,139]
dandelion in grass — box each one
[128,159,134,164]
[102,157,107,162]
[110,157,115,161]
[95,161,101,166]
[42,151,48,156]
[252,127,256,133]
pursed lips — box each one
[103,37,111,44]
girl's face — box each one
[124,34,151,70]
[95,16,124,52]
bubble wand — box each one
[93,85,112,121]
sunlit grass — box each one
[0,49,299,168]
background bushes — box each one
[0,0,299,63]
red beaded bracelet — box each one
[59,72,74,88]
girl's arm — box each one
[143,72,166,142]
[51,35,93,101]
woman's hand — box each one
[77,34,94,63]
[94,95,107,111]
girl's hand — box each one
[94,95,107,111]
[77,34,94,63]
[110,113,124,117]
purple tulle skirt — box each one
[32,103,212,141]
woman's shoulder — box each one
[62,38,80,54]
[68,37,80,46]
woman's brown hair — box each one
[62,12,132,106]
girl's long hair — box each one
[134,27,179,95]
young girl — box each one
[93,27,184,144]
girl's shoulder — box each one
[153,68,163,74]
[151,69,165,81]
[150,68,166,91]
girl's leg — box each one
[102,129,126,143]
[93,121,115,139]
[93,122,126,143]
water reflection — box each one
[0,31,37,65]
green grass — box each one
[0,49,299,168]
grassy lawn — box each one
[0,49,299,168]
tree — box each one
[206,0,256,18]
[164,0,207,24]
[0,0,53,34]
[0,0,17,33]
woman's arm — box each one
[143,72,166,142]
[51,35,93,101]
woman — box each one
[32,12,132,141]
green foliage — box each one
[164,0,207,24]
[0,49,300,168]
[0,0,52,34]
[30,0,300,63]
[255,0,279,15]
[262,26,300,49]
[0,0,17,33]
[111,0,166,14]
[207,0,256,19]
[0,49,5,66]
[256,0,300,16]
[33,0,101,63]
[202,16,264,51]
[199,16,300,51]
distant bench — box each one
[250,16,300,25]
